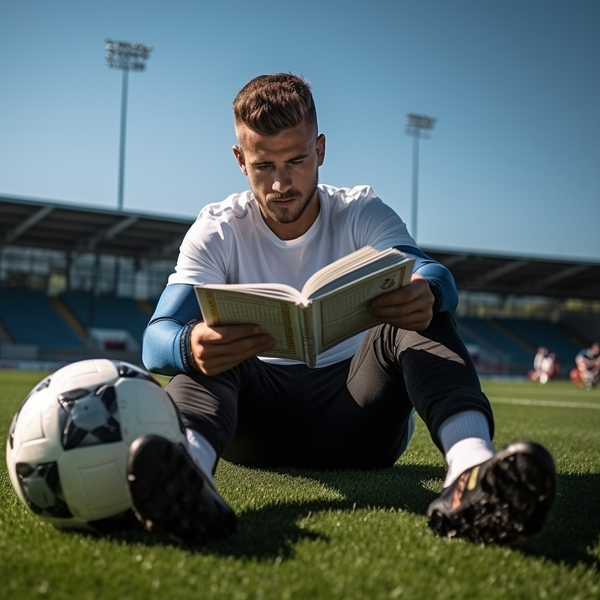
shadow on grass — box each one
[514,472,600,569]
[100,464,441,557]
[101,467,600,570]
[214,463,444,560]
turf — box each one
[1,370,599,599]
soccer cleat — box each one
[126,435,237,544]
[427,441,556,544]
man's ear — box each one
[232,145,247,176]
[316,134,326,167]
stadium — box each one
[3,1,600,596]
[2,194,600,379]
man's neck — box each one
[261,191,321,241]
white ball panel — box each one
[49,359,119,395]
[115,378,185,445]
[10,388,63,466]
[6,439,27,506]
[58,443,130,521]
[12,388,49,446]
[69,395,111,431]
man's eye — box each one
[255,164,271,171]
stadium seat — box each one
[0,289,85,348]
[61,292,152,345]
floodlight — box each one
[405,113,437,241]
[105,39,153,71]
[406,113,437,133]
[105,39,153,210]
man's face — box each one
[233,120,325,240]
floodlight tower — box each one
[105,39,153,210]
[405,113,436,242]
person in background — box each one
[529,346,548,382]
[539,351,559,384]
[571,342,600,389]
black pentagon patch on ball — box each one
[35,376,52,392]
[116,361,160,386]
[58,385,122,450]
[16,462,73,518]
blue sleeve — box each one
[395,245,458,314]
[142,284,202,376]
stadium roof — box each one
[0,195,192,262]
[425,248,600,301]
[2,195,600,301]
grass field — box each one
[1,370,599,600]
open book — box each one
[195,246,415,368]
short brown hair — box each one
[233,73,318,136]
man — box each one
[573,342,600,389]
[529,346,548,381]
[129,73,556,545]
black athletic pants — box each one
[166,312,494,469]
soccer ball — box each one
[6,359,186,531]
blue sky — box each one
[1,1,598,261]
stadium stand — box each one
[455,316,532,375]
[0,288,85,348]
[61,292,153,345]
[496,318,584,373]
[454,316,592,377]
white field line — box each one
[543,389,600,398]
[490,397,600,410]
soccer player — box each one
[573,342,600,389]
[529,346,548,381]
[129,73,556,545]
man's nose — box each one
[272,167,293,193]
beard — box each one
[255,173,319,225]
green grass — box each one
[1,370,599,599]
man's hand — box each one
[367,274,435,331]
[190,322,275,376]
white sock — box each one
[438,411,495,488]
[185,428,217,485]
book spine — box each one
[300,303,317,368]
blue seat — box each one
[497,318,582,369]
[61,292,151,345]
[455,316,532,364]
[0,289,84,348]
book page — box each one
[195,288,305,361]
[198,282,305,303]
[302,247,409,299]
[316,264,412,351]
